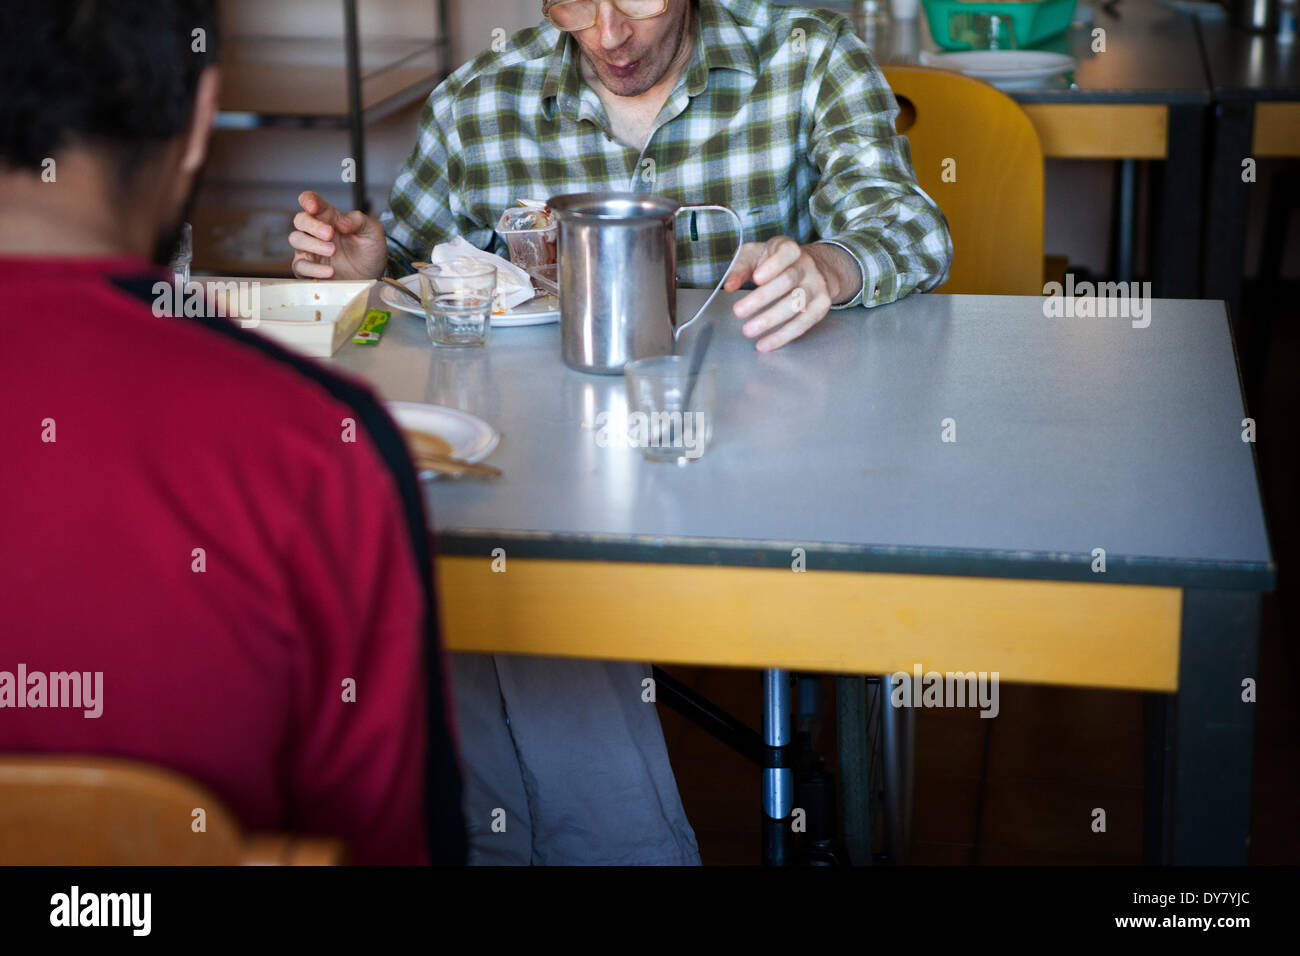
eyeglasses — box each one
[544,0,669,32]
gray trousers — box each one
[448,653,701,865]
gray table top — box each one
[799,0,1210,103]
[332,289,1273,590]
[1196,16,1300,100]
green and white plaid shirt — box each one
[383,0,951,308]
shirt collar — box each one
[684,0,758,95]
[540,25,582,121]
[540,0,758,119]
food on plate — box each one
[400,427,453,459]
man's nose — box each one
[594,2,632,50]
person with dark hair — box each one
[0,1,466,865]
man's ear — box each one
[180,66,221,175]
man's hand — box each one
[288,191,388,280]
[723,237,863,352]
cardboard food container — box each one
[220,280,374,357]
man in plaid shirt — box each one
[290,0,951,863]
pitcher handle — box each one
[672,203,745,340]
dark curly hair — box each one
[0,1,220,176]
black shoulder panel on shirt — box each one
[108,274,468,866]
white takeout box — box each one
[219,280,374,358]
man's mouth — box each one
[606,59,640,78]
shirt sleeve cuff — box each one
[815,237,892,310]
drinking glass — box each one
[964,13,1018,50]
[418,262,496,348]
[169,222,192,289]
[623,356,716,464]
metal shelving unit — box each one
[213,0,449,216]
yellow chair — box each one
[0,755,346,865]
[883,65,1046,295]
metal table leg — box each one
[762,669,793,866]
[836,675,873,866]
[1144,589,1261,864]
[879,675,915,865]
[1113,159,1138,284]
[1202,100,1256,329]
[1150,103,1207,299]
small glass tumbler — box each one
[623,356,716,465]
[169,222,192,290]
[418,261,496,348]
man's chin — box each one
[601,75,654,97]
[595,63,655,97]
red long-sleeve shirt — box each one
[0,257,464,865]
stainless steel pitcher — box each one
[548,193,744,375]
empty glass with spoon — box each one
[623,355,716,464]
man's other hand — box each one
[289,191,388,280]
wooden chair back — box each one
[883,65,1045,295]
[0,755,346,865]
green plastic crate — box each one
[920,0,1078,51]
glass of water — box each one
[169,222,192,290]
[623,355,716,465]
[418,261,496,348]
[964,13,1018,50]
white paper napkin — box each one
[430,236,535,311]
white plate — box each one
[380,273,559,327]
[384,401,500,479]
[920,51,1077,89]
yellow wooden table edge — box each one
[436,556,1181,692]
[1253,102,1300,157]
[1022,103,1169,159]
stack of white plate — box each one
[919,51,1077,90]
